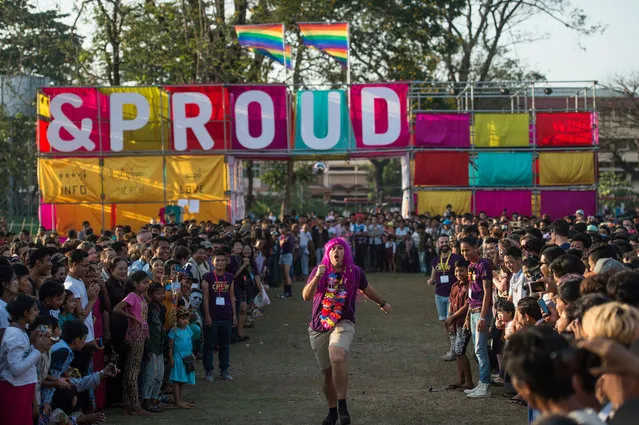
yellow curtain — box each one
[98,87,169,151]
[102,156,164,202]
[55,203,108,233]
[114,203,164,229]
[539,152,595,186]
[473,113,529,147]
[37,93,50,118]
[417,191,472,215]
[165,155,227,201]
[38,158,102,203]
[183,201,228,223]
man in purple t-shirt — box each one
[302,238,391,425]
[201,251,237,382]
[428,234,463,361]
[460,236,492,398]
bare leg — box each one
[328,346,348,400]
[283,264,292,286]
[322,367,337,408]
[237,301,247,338]
[459,354,473,386]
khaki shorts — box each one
[308,320,355,370]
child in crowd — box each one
[168,306,196,409]
[32,315,61,422]
[141,282,166,413]
[510,297,544,337]
[496,299,516,340]
[384,235,396,273]
[114,270,150,416]
[494,299,516,383]
[445,259,472,390]
[57,290,77,331]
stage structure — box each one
[35,81,598,232]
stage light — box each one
[544,87,553,95]
[313,162,328,175]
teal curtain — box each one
[470,152,533,187]
[294,90,349,152]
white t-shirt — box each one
[568,409,606,425]
[64,275,95,342]
[508,269,529,306]
[395,227,410,239]
[0,299,9,329]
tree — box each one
[260,161,314,217]
[599,72,639,181]
[0,111,37,216]
[441,0,604,83]
[0,1,83,84]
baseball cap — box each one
[575,209,585,216]
[586,224,598,232]
[443,219,452,225]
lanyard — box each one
[439,253,451,272]
[213,272,225,297]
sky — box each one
[34,0,639,85]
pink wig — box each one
[313,238,361,308]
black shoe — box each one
[338,411,351,425]
[280,292,292,298]
[322,415,338,425]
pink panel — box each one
[474,190,532,217]
[228,85,288,151]
[414,113,470,147]
[349,83,410,151]
[39,202,57,231]
[540,190,597,219]
[40,88,109,154]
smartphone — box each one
[525,266,544,282]
[538,298,550,315]
[528,280,546,294]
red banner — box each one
[164,85,230,152]
[350,83,409,151]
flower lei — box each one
[320,272,347,330]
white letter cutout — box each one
[361,87,401,146]
[300,91,341,150]
[172,92,214,151]
[47,94,95,152]
[234,90,274,149]
[110,92,150,152]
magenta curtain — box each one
[414,113,471,147]
[473,190,532,217]
[39,202,57,230]
[540,190,597,219]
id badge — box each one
[216,297,225,306]
[440,275,449,284]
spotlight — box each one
[312,162,328,175]
[500,87,510,95]
[544,87,553,95]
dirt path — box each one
[106,273,524,424]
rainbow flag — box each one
[234,24,292,68]
[298,22,349,68]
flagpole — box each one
[346,22,351,86]
[282,23,288,86]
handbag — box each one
[182,354,196,374]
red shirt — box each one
[449,280,469,330]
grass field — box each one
[106,273,524,424]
